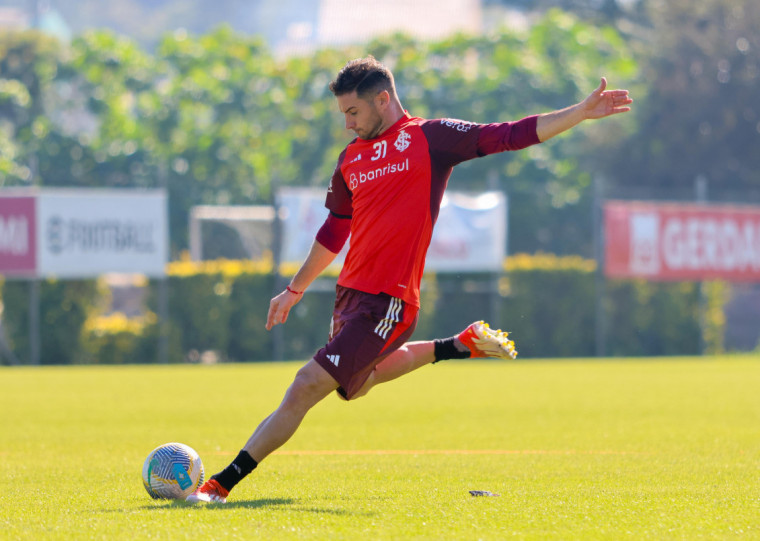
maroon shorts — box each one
[314,285,419,400]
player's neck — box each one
[378,102,406,136]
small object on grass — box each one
[469,490,500,497]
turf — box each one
[1,356,758,540]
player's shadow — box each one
[169,497,294,510]
[129,498,291,512]
[223,500,369,516]
[152,498,372,516]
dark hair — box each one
[329,55,395,99]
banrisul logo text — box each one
[349,159,409,190]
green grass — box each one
[1,356,759,540]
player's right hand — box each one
[265,289,302,330]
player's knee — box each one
[284,366,333,409]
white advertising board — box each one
[427,191,506,272]
[277,188,506,273]
[35,189,168,278]
[278,188,349,265]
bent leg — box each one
[348,319,517,400]
[350,341,434,399]
[244,359,338,462]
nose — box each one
[345,115,355,131]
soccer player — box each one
[188,56,632,503]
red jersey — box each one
[325,113,540,307]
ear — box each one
[374,90,391,110]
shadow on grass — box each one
[133,498,373,517]
[174,498,296,510]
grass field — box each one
[1,356,758,540]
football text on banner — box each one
[0,189,168,278]
[37,190,168,278]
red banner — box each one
[604,200,760,282]
[0,196,36,276]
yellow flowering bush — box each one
[29,253,731,364]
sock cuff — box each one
[433,337,471,363]
[235,449,258,474]
[210,450,259,492]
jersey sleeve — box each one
[315,213,351,254]
[324,148,353,218]
[421,116,540,168]
[476,115,540,155]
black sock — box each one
[433,336,471,363]
[211,450,258,492]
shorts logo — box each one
[327,354,340,366]
[375,298,402,339]
[394,130,411,152]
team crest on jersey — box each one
[394,130,411,152]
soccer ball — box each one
[142,442,205,499]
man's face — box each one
[336,91,385,140]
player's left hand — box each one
[581,77,633,119]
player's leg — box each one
[350,321,517,399]
[242,359,337,461]
[187,359,337,503]
[371,341,435,382]
[349,341,434,399]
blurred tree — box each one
[600,0,760,200]
[482,0,654,33]
[0,30,62,186]
[1,10,637,256]
[366,9,637,254]
[53,31,157,189]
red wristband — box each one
[286,285,303,295]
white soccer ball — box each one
[142,442,205,499]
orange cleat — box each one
[185,478,229,504]
[457,321,517,360]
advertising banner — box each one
[426,191,506,272]
[278,188,507,273]
[0,189,168,278]
[0,196,36,276]
[278,188,347,265]
[604,200,760,281]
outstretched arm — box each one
[536,77,632,143]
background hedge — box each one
[0,254,727,364]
